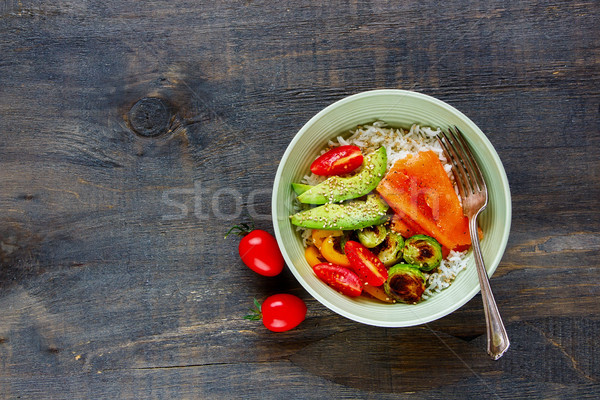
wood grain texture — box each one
[1,0,599,398]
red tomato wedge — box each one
[310,145,364,176]
[344,241,388,286]
[376,150,471,251]
[313,262,363,297]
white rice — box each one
[297,226,314,248]
[298,121,468,300]
[422,250,468,300]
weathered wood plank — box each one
[1,0,599,398]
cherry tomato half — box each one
[260,294,307,332]
[344,240,389,286]
[313,262,363,297]
[310,145,364,176]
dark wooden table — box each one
[1,1,599,398]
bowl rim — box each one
[272,89,512,327]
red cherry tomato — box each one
[259,294,307,332]
[344,240,389,286]
[310,145,364,176]
[238,230,284,276]
[226,223,284,277]
[313,262,363,297]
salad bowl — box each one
[272,89,511,327]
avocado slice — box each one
[297,146,387,204]
[290,194,389,230]
[291,183,313,195]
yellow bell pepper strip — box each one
[304,245,326,267]
[311,229,343,250]
[320,236,351,267]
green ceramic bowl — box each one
[272,89,511,327]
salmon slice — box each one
[377,150,471,251]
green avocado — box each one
[297,146,387,204]
[291,183,313,195]
[290,194,389,230]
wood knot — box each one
[127,97,171,137]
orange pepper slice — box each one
[362,284,395,303]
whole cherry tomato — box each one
[226,222,284,277]
[245,294,307,332]
[310,145,364,176]
[344,240,389,286]
[313,262,363,297]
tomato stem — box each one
[243,298,262,321]
[224,220,255,238]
